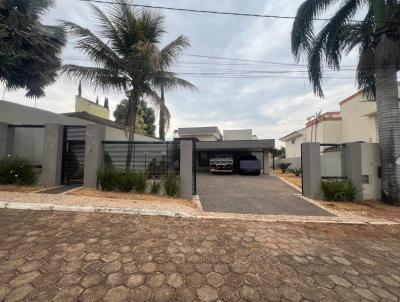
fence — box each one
[102,141,180,178]
[320,144,345,179]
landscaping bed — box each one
[68,188,196,209]
[273,170,302,189]
[0,185,43,193]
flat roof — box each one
[178,126,222,138]
[196,139,274,151]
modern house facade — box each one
[174,127,274,175]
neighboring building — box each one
[280,83,400,158]
[75,95,110,120]
[174,126,274,174]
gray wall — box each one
[275,157,301,170]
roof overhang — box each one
[279,129,304,142]
[196,139,275,152]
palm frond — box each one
[160,35,190,69]
[151,71,198,91]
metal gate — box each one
[61,126,86,185]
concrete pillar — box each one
[0,123,9,159]
[344,142,362,198]
[263,149,270,175]
[301,142,321,199]
[40,124,64,186]
[180,140,193,199]
[84,125,105,188]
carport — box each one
[195,139,274,175]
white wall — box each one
[285,134,305,158]
[223,129,252,141]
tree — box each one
[292,0,400,204]
[0,0,66,98]
[114,99,156,136]
[60,0,185,168]
[152,37,197,141]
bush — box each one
[150,180,162,194]
[118,169,135,192]
[134,171,148,193]
[289,167,302,176]
[164,170,179,197]
[97,164,119,191]
[278,162,292,173]
[321,179,358,201]
[0,157,37,185]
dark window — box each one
[199,152,209,166]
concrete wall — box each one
[75,96,110,120]
[361,143,381,200]
[180,140,193,199]
[284,133,305,158]
[275,157,302,170]
[223,129,252,141]
[8,127,45,164]
[321,151,344,178]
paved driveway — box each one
[0,209,400,302]
[197,173,333,216]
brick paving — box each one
[0,209,400,302]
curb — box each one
[0,201,193,218]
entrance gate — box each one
[61,126,86,185]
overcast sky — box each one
[3,0,364,144]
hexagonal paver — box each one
[80,272,104,289]
[159,262,176,274]
[140,262,158,274]
[153,285,174,302]
[53,285,83,302]
[126,274,145,288]
[224,272,243,288]
[101,261,122,274]
[105,272,124,288]
[197,285,218,302]
[79,285,106,302]
[147,272,166,288]
[176,286,197,301]
[4,285,34,302]
[328,274,352,288]
[206,272,225,288]
[103,285,128,302]
[84,253,101,262]
[219,285,240,301]
[278,285,301,302]
[167,273,184,288]
[9,271,41,287]
[129,285,152,302]
[101,252,120,263]
[186,272,205,288]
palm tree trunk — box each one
[125,94,139,170]
[159,85,166,141]
[375,64,400,204]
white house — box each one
[280,83,400,158]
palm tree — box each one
[0,0,66,98]
[152,36,197,141]
[60,0,184,168]
[292,0,400,204]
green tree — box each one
[152,36,197,141]
[292,0,400,204]
[114,99,156,136]
[0,0,66,97]
[60,0,187,168]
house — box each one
[174,126,274,174]
[280,83,400,158]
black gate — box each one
[61,126,86,185]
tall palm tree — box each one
[292,0,400,204]
[0,0,66,98]
[152,36,197,141]
[60,0,185,168]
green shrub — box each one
[118,169,135,192]
[278,162,292,173]
[164,170,179,197]
[321,179,358,202]
[97,164,119,191]
[150,180,162,194]
[289,167,302,176]
[0,157,37,185]
[134,171,148,193]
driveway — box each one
[197,173,333,216]
[0,209,399,302]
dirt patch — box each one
[321,199,400,222]
[273,170,302,189]
[0,185,43,193]
[68,188,197,209]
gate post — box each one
[263,149,270,175]
[41,124,64,186]
[84,125,105,188]
[301,142,321,199]
[0,123,9,159]
[180,139,193,199]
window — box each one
[199,152,209,166]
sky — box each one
[3,0,365,145]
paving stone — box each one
[84,252,101,262]
[4,285,33,302]
[105,272,124,288]
[224,272,243,288]
[101,252,120,263]
[101,260,122,274]
[147,272,166,288]
[167,272,184,288]
[103,285,128,302]
[53,285,83,302]
[218,285,240,301]
[9,271,41,287]
[206,272,225,288]
[140,262,158,274]
[197,285,218,302]
[129,285,152,302]
[354,287,379,301]
[79,285,107,302]
[239,285,261,301]
[186,272,205,288]
[58,272,84,286]
[80,272,104,288]
[176,286,197,301]
[278,285,301,302]
[328,274,352,288]
[126,274,145,288]
[153,285,175,302]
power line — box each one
[77,0,362,22]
